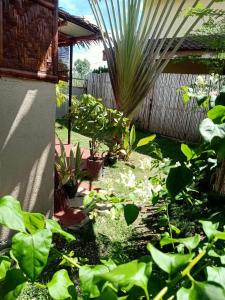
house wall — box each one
[147,0,224,38]
[0,77,56,240]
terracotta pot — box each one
[87,157,104,180]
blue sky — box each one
[59,1,91,17]
[59,0,106,69]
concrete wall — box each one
[0,77,56,240]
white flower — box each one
[139,158,152,170]
[119,170,136,188]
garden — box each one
[1,1,225,300]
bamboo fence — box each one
[87,73,207,142]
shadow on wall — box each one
[0,77,56,240]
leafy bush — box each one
[1,196,225,299]
[70,94,129,156]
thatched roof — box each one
[58,9,101,47]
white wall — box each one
[0,77,56,240]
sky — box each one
[59,0,107,70]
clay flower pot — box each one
[87,156,104,180]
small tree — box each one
[73,58,91,79]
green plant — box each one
[55,139,86,195]
[2,195,225,299]
[0,195,77,300]
[83,190,140,226]
[56,81,68,108]
[89,1,217,117]
[122,125,156,160]
[70,94,129,158]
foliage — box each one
[89,0,216,117]
[92,66,108,74]
[122,125,156,160]
[2,196,225,299]
[56,81,68,108]
[55,138,86,192]
[69,94,129,156]
[73,59,91,79]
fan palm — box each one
[89,0,218,118]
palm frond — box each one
[89,0,217,118]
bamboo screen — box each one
[87,73,208,142]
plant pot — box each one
[104,154,117,167]
[87,157,104,180]
[63,182,78,199]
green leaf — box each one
[97,257,152,296]
[207,267,225,289]
[181,144,194,161]
[124,204,140,226]
[208,105,225,123]
[0,196,26,232]
[136,135,156,148]
[48,269,77,300]
[166,166,193,197]
[0,256,11,281]
[1,269,27,300]
[147,243,193,274]
[181,144,200,161]
[129,125,136,147]
[12,229,52,281]
[200,118,225,143]
[177,281,225,300]
[79,265,109,298]
[200,220,219,240]
[160,235,201,251]
[45,219,75,242]
[23,212,45,234]
[169,224,181,235]
[99,286,118,300]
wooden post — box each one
[68,44,73,144]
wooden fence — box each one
[87,73,207,142]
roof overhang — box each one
[58,9,101,47]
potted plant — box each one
[86,138,104,180]
[55,139,86,199]
[69,94,129,171]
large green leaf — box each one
[1,269,27,300]
[208,105,225,123]
[23,212,45,234]
[207,267,225,289]
[99,286,118,300]
[45,219,75,242]
[177,281,225,300]
[199,118,225,143]
[147,243,193,275]
[0,196,26,232]
[0,256,11,281]
[96,257,152,296]
[166,166,193,197]
[48,269,77,300]
[200,220,219,240]
[160,235,201,251]
[136,135,156,148]
[124,204,140,226]
[12,229,52,281]
[79,265,109,298]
